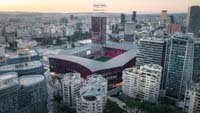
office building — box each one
[76,74,107,113]
[0,61,44,76]
[124,22,135,42]
[62,73,81,108]
[137,37,167,67]
[169,15,175,24]
[0,72,19,113]
[18,75,48,113]
[122,64,162,103]
[132,11,137,22]
[183,83,200,113]
[187,6,200,36]
[91,16,107,45]
[164,33,194,100]
[0,49,41,66]
[161,10,168,24]
[121,13,126,25]
[192,39,200,83]
[161,10,168,20]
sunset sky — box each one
[0,0,199,13]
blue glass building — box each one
[164,33,194,100]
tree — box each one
[103,100,124,113]
[71,43,75,48]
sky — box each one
[0,0,199,13]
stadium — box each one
[48,16,137,88]
[49,42,137,88]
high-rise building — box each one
[183,83,200,113]
[137,37,167,67]
[124,22,135,42]
[192,39,200,83]
[164,33,194,100]
[169,15,175,24]
[132,11,137,22]
[187,6,200,36]
[166,24,182,34]
[18,75,48,113]
[91,17,107,45]
[120,13,126,25]
[122,64,162,103]
[0,72,19,113]
[161,10,168,23]
[0,73,48,113]
[61,73,81,108]
[76,74,107,113]
[137,37,167,89]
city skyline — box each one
[0,0,199,14]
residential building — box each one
[76,74,107,113]
[61,73,81,108]
[122,64,162,103]
[183,83,200,113]
[166,24,182,34]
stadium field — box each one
[95,56,111,62]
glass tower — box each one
[164,33,194,100]
[193,40,200,83]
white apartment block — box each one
[61,73,81,108]
[122,64,162,103]
[183,83,200,113]
[76,74,107,113]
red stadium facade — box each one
[49,42,137,88]
[49,56,136,88]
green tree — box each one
[103,100,124,113]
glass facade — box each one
[164,35,194,100]
[193,42,200,83]
[18,75,48,113]
[0,83,19,113]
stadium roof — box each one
[59,41,135,55]
[49,42,137,72]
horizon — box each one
[0,0,199,14]
[0,11,188,15]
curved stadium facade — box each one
[49,42,137,88]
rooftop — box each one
[140,37,166,43]
[7,49,39,59]
[80,75,107,100]
[0,60,42,71]
[124,64,162,75]
[142,64,162,72]
[62,73,81,84]
[19,75,45,87]
[0,72,19,90]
